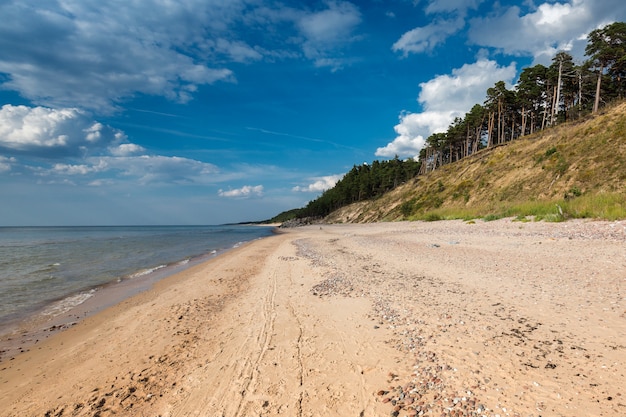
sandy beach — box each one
[1,219,625,417]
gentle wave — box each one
[0,225,276,324]
[42,290,96,317]
[34,262,61,274]
[128,264,167,279]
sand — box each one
[0,219,625,417]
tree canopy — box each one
[297,156,421,219]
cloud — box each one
[0,104,221,185]
[376,112,450,158]
[0,0,366,112]
[392,0,484,56]
[392,17,465,55]
[0,156,16,173]
[292,174,342,192]
[377,59,517,159]
[102,155,219,185]
[43,155,220,186]
[296,1,362,69]
[424,0,484,14]
[467,0,624,62]
[298,2,361,44]
[0,1,239,112]
[213,38,264,63]
[417,59,517,112]
[51,162,101,176]
[0,105,131,157]
[0,104,272,188]
[109,143,146,157]
[218,185,264,198]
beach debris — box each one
[310,273,354,297]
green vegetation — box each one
[271,157,420,221]
[391,192,626,223]
[262,208,302,223]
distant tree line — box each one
[276,22,626,222]
[296,157,421,218]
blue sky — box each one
[1,0,625,225]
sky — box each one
[1,0,625,225]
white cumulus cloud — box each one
[377,59,517,159]
[0,105,132,157]
[292,174,342,192]
[218,185,264,198]
[467,0,624,63]
[51,163,100,176]
[109,143,146,157]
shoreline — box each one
[1,219,624,417]
[0,234,271,363]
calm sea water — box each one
[0,225,275,324]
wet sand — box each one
[0,219,625,416]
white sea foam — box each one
[42,289,96,317]
[129,264,167,278]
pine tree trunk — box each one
[550,85,557,125]
[553,59,562,125]
[511,117,515,141]
[541,96,548,130]
[593,67,603,113]
[488,112,495,147]
[474,126,480,154]
[497,98,502,144]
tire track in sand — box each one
[231,268,279,417]
[192,267,278,417]
[232,253,306,416]
[158,238,286,417]
[286,298,304,417]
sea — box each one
[0,225,275,331]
